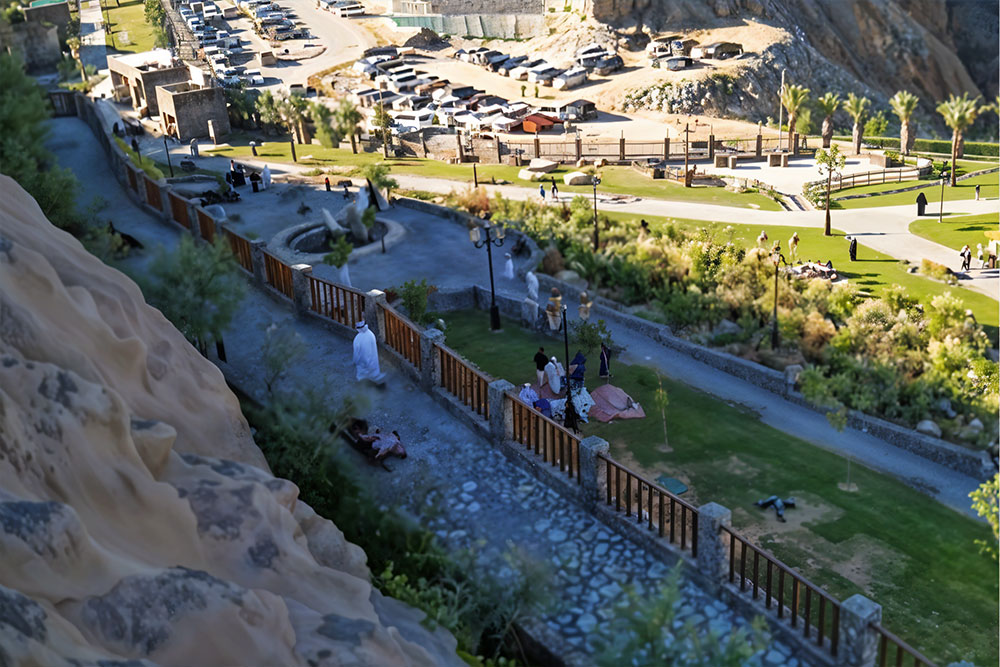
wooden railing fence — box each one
[225,231,253,273]
[833,167,920,191]
[437,344,491,419]
[262,251,294,299]
[382,306,422,369]
[872,624,936,667]
[308,275,366,328]
[508,394,580,480]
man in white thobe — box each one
[525,270,539,300]
[353,320,385,383]
[262,164,272,190]
[503,252,514,279]
[544,356,565,395]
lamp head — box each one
[495,225,505,240]
[469,226,481,244]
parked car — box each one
[510,59,544,80]
[330,1,363,16]
[244,69,265,85]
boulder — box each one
[967,417,984,432]
[518,168,543,182]
[527,157,559,173]
[915,419,942,438]
[936,397,957,419]
[541,246,565,274]
[712,319,742,338]
[563,171,592,185]
[554,269,587,289]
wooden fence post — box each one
[696,502,731,593]
[792,132,800,156]
[838,595,881,667]
[619,134,625,161]
[664,137,669,160]
[708,134,715,160]
[579,436,609,510]
[364,289,387,343]
[755,133,763,158]
[249,239,266,285]
[419,328,444,391]
[575,136,582,162]
[487,379,514,446]
[533,135,540,158]
[290,264,312,315]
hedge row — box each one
[832,135,999,157]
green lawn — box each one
[439,309,997,666]
[909,213,1000,251]
[595,212,999,340]
[103,0,158,54]
[832,171,998,209]
[204,133,782,210]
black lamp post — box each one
[770,250,786,349]
[937,170,949,223]
[591,174,601,251]
[469,215,505,331]
[163,135,174,177]
[560,304,578,431]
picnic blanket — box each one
[589,384,645,423]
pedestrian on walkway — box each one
[189,137,199,158]
[960,244,972,271]
[789,232,799,260]
[343,184,350,200]
[551,178,559,200]
[353,320,385,384]
[539,183,546,201]
[131,137,140,154]
[975,184,981,201]
[503,252,514,280]
[848,236,857,262]
[262,164,271,190]
[533,347,548,387]
[977,243,985,268]
[757,230,768,247]
[325,177,331,192]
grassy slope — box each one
[595,212,999,340]
[204,133,782,210]
[439,309,997,666]
[909,212,1000,251]
[103,0,157,53]
[831,171,998,209]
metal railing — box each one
[600,454,698,556]
[225,231,253,273]
[382,306,422,369]
[437,344,491,419]
[723,527,840,656]
[262,251,293,299]
[308,275,365,329]
[507,394,580,480]
[872,623,937,667]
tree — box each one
[862,110,888,138]
[224,86,255,129]
[937,92,981,187]
[816,92,840,148]
[372,103,394,156]
[143,0,165,26]
[279,92,309,144]
[889,90,919,155]
[143,235,246,350]
[653,374,669,450]
[333,98,362,154]
[65,36,86,82]
[815,144,846,236]
[970,474,998,561]
[255,89,282,134]
[843,92,870,155]
[308,101,339,148]
[780,83,810,151]
[362,162,397,200]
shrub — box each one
[401,278,435,325]
[919,258,957,285]
[570,318,615,357]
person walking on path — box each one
[975,184,981,201]
[977,243,985,268]
[848,236,858,262]
[539,183,546,201]
[189,137,199,158]
[789,232,799,260]
[960,244,972,271]
[353,320,385,384]
[551,178,559,200]
[131,137,140,154]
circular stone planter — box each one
[269,216,406,266]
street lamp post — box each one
[770,250,786,349]
[163,135,174,177]
[469,215,505,331]
[560,304,578,431]
[591,174,601,251]
[938,171,949,223]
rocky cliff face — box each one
[594,0,996,129]
[0,174,461,666]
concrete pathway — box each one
[45,114,807,667]
[78,0,108,72]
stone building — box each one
[0,20,60,71]
[24,0,72,41]
[108,50,191,117]
[156,81,230,141]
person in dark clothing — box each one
[550,177,559,200]
[533,347,548,387]
[848,236,857,262]
[131,137,140,154]
[916,191,928,216]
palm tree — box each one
[279,93,309,144]
[308,101,337,148]
[816,92,840,148]
[333,98,362,154]
[888,90,919,156]
[255,90,282,135]
[843,92,870,155]
[937,92,981,186]
[66,36,86,82]
[780,84,810,151]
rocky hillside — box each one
[0,174,462,666]
[592,0,997,133]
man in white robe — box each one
[544,356,565,395]
[503,252,514,279]
[262,164,272,190]
[353,320,385,383]
[525,271,539,300]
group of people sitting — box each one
[521,347,594,422]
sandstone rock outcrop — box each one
[0,174,462,666]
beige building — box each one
[156,81,231,141]
[108,50,191,117]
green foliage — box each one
[322,234,353,269]
[260,322,307,395]
[362,205,376,229]
[843,92,870,124]
[362,161,398,196]
[333,98,362,153]
[844,135,1000,157]
[592,563,767,666]
[2,4,24,23]
[309,101,339,148]
[401,278,434,325]
[889,90,919,122]
[816,91,841,117]
[970,474,999,561]
[144,0,166,25]
[114,135,165,180]
[863,110,889,138]
[142,235,246,344]
[919,258,957,285]
[57,55,81,81]
[570,318,614,357]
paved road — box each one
[79,0,108,71]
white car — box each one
[244,69,265,86]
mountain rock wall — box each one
[0,174,462,667]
